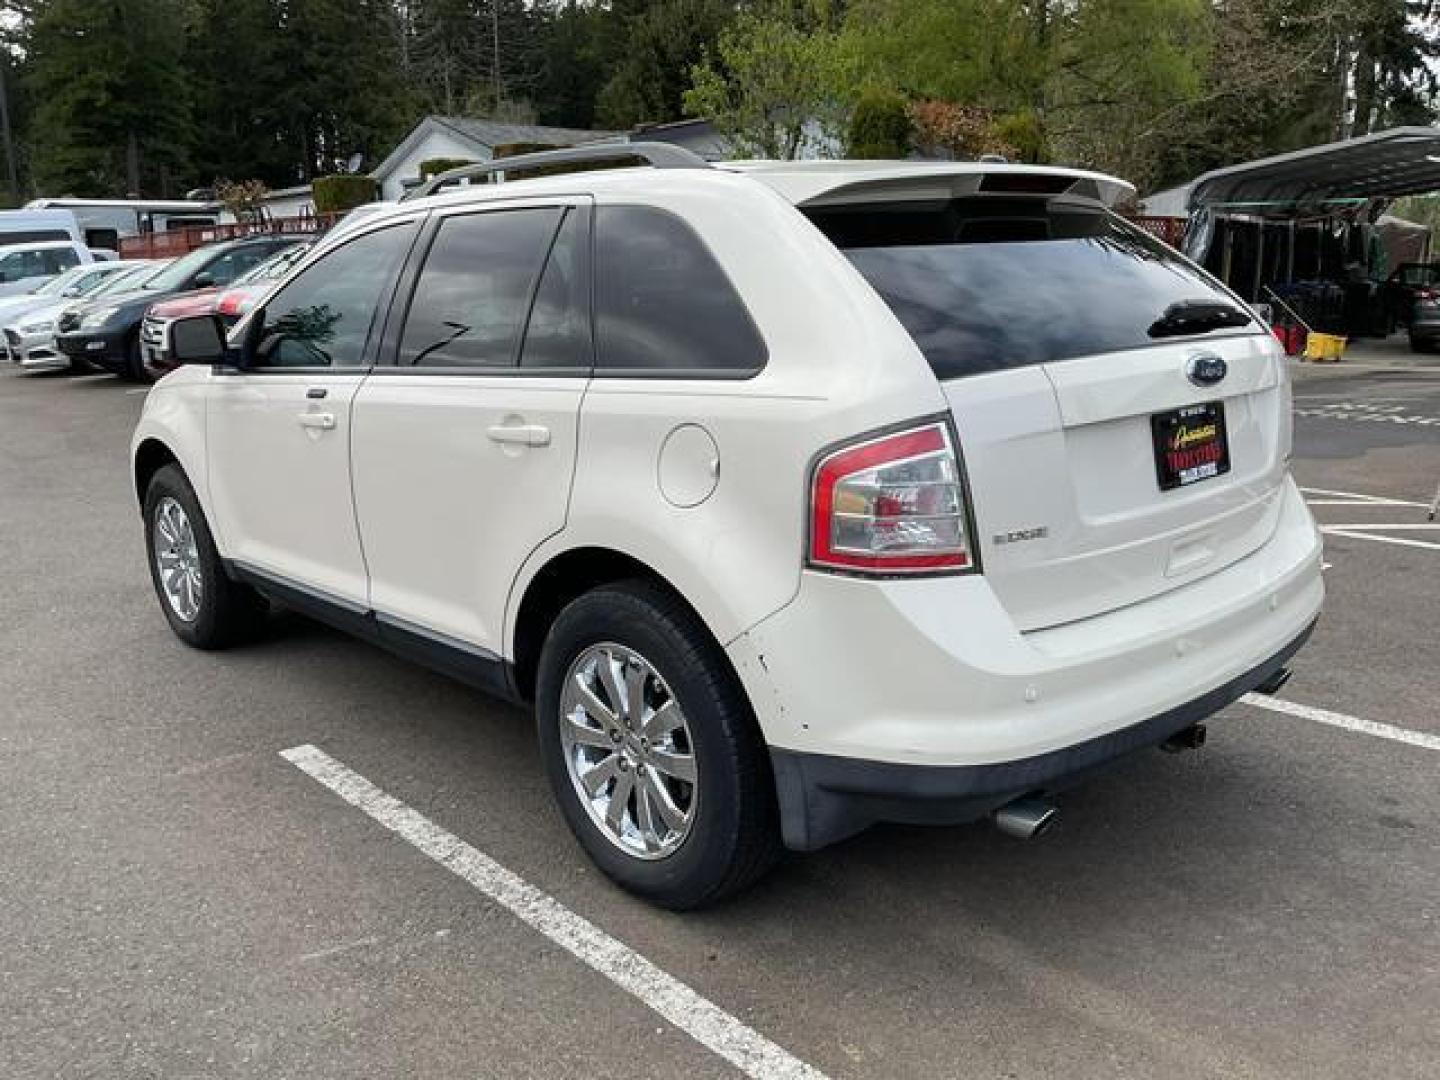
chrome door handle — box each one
[486,423,551,448]
[297,412,336,430]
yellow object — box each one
[1303,332,1347,362]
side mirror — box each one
[170,314,227,366]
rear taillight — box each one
[808,420,972,574]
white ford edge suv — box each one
[131,146,1323,908]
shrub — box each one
[908,100,1018,161]
[847,88,912,160]
[417,157,475,180]
[312,174,379,213]
[493,142,567,159]
[213,178,268,223]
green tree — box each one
[188,0,299,188]
[684,0,851,157]
[284,0,414,179]
[1044,0,1211,189]
[597,0,738,128]
[26,0,192,196]
[533,0,607,128]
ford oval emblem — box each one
[1186,353,1227,387]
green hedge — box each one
[417,157,475,180]
[847,88,912,160]
[493,142,567,159]
[312,174,379,213]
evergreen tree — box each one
[596,0,738,128]
[188,0,299,188]
[26,0,192,196]
[284,0,414,179]
[533,1,606,128]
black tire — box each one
[123,330,151,383]
[536,580,781,909]
[1410,334,1431,354]
[66,354,93,374]
[142,463,268,649]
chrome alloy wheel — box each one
[559,642,698,860]
[153,496,203,622]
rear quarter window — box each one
[807,196,1258,381]
[594,205,766,377]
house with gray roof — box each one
[370,115,619,200]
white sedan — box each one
[4,260,160,371]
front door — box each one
[350,199,592,655]
[205,218,421,606]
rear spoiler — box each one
[737,164,1135,210]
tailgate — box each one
[945,334,1288,631]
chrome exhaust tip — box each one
[1161,722,1207,753]
[1255,666,1293,696]
[992,796,1059,841]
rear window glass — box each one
[807,197,1257,380]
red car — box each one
[139,241,311,378]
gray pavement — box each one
[2,364,1437,1079]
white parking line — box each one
[1321,527,1440,552]
[280,744,828,1080]
[1319,523,1440,530]
[1300,486,1429,508]
[1240,694,1440,751]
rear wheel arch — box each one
[509,547,729,705]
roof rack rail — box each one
[402,142,712,201]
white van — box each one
[0,208,84,247]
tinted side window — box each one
[0,250,42,281]
[594,206,766,375]
[205,247,273,287]
[400,208,561,368]
[254,224,416,369]
[45,248,80,274]
[519,209,590,370]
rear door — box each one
[349,197,592,657]
[808,193,1288,631]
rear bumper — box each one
[728,476,1324,850]
[769,619,1313,850]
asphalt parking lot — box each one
[2,362,1437,1080]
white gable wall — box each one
[375,130,491,200]
[263,189,316,219]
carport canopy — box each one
[1188,126,1440,216]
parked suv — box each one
[131,149,1324,908]
[57,235,299,382]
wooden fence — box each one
[118,212,342,260]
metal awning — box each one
[1188,126,1440,215]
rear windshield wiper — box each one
[1147,299,1252,339]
